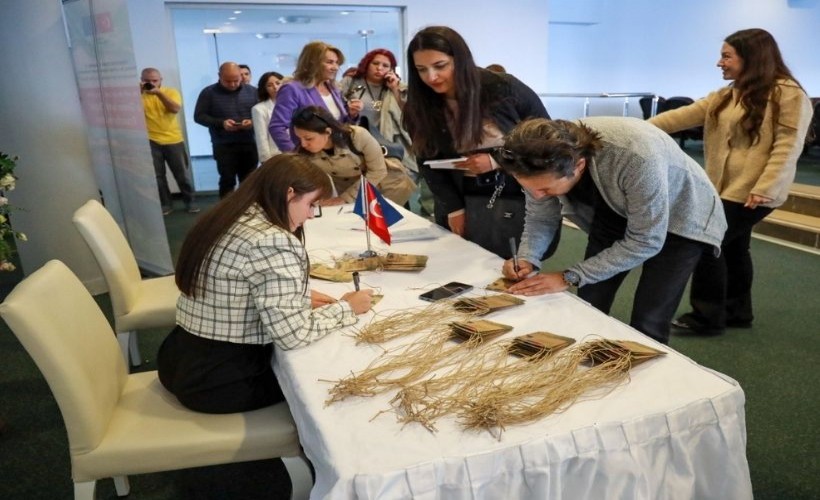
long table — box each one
[274,206,752,499]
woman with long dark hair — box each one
[251,71,284,162]
[291,105,414,206]
[650,28,812,335]
[157,154,373,414]
[403,26,555,259]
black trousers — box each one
[213,143,258,198]
[685,200,773,328]
[157,326,284,414]
[579,214,709,344]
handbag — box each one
[357,116,405,160]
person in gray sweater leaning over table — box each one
[494,117,727,344]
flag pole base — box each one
[359,250,378,258]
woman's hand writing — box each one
[502,258,536,281]
[342,290,374,314]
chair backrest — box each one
[639,96,666,119]
[73,200,142,321]
[0,260,127,456]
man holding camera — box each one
[194,62,258,198]
[140,67,198,214]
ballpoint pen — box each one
[337,206,344,214]
[509,237,520,274]
[352,271,360,291]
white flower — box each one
[0,197,7,206]
[0,174,14,189]
[16,232,27,242]
[0,261,16,272]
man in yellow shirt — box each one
[141,67,198,214]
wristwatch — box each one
[562,270,581,287]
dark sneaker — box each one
[187,205,201,214]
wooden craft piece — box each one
[485,277,518,292]
[454,294,525,315]
[309,263,353,282]
[508,331,576,359]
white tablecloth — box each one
[274,206,752,500]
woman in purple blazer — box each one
[269,41,364,151]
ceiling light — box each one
[229,17,237,20]
[233,10,242,14]
[203,28,221,34]
[340,11,351,15]
[278,15,311,24]
[256,33,281,39]
[358,29,374,37]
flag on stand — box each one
[353,180,403,244]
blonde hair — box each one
[293,41,345,87]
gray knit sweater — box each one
[519,116,727,287]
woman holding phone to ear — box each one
[403,26,557,259]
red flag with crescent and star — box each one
[353,180,403,244]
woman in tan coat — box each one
[650,28,812,336]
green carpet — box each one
[1,184,819,498]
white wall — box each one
[133,0,551,100]
[0,0,106,291]
[547,0,820,118]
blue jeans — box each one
[579,219,709,344]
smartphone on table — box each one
[419,282,474,302]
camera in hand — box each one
[142,82,155,91]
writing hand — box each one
[342,289,374,314]
[502,258,535,281]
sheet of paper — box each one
[423,158,468,169]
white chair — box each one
[72,199,179,367]
[0,260,313,500]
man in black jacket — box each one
[194,62,258,197]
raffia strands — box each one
[457,339,634,438]
[325,329,482,406]
[354,300,476,344]
[391,340,523,431]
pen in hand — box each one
[509,237,520,274]
[352,271,360,291]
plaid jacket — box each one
[177,205,356,349]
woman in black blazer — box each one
[403,26,557,259]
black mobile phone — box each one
[418,281,473,302]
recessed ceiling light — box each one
[278,15,311,24]
[340,11,350,15]
[228,17,236,20]
[233,10,242,14]
[203,28,221,34]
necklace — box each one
[364,81,386,111]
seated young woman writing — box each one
[157,154,373,414]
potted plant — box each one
[0,151,26,271]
